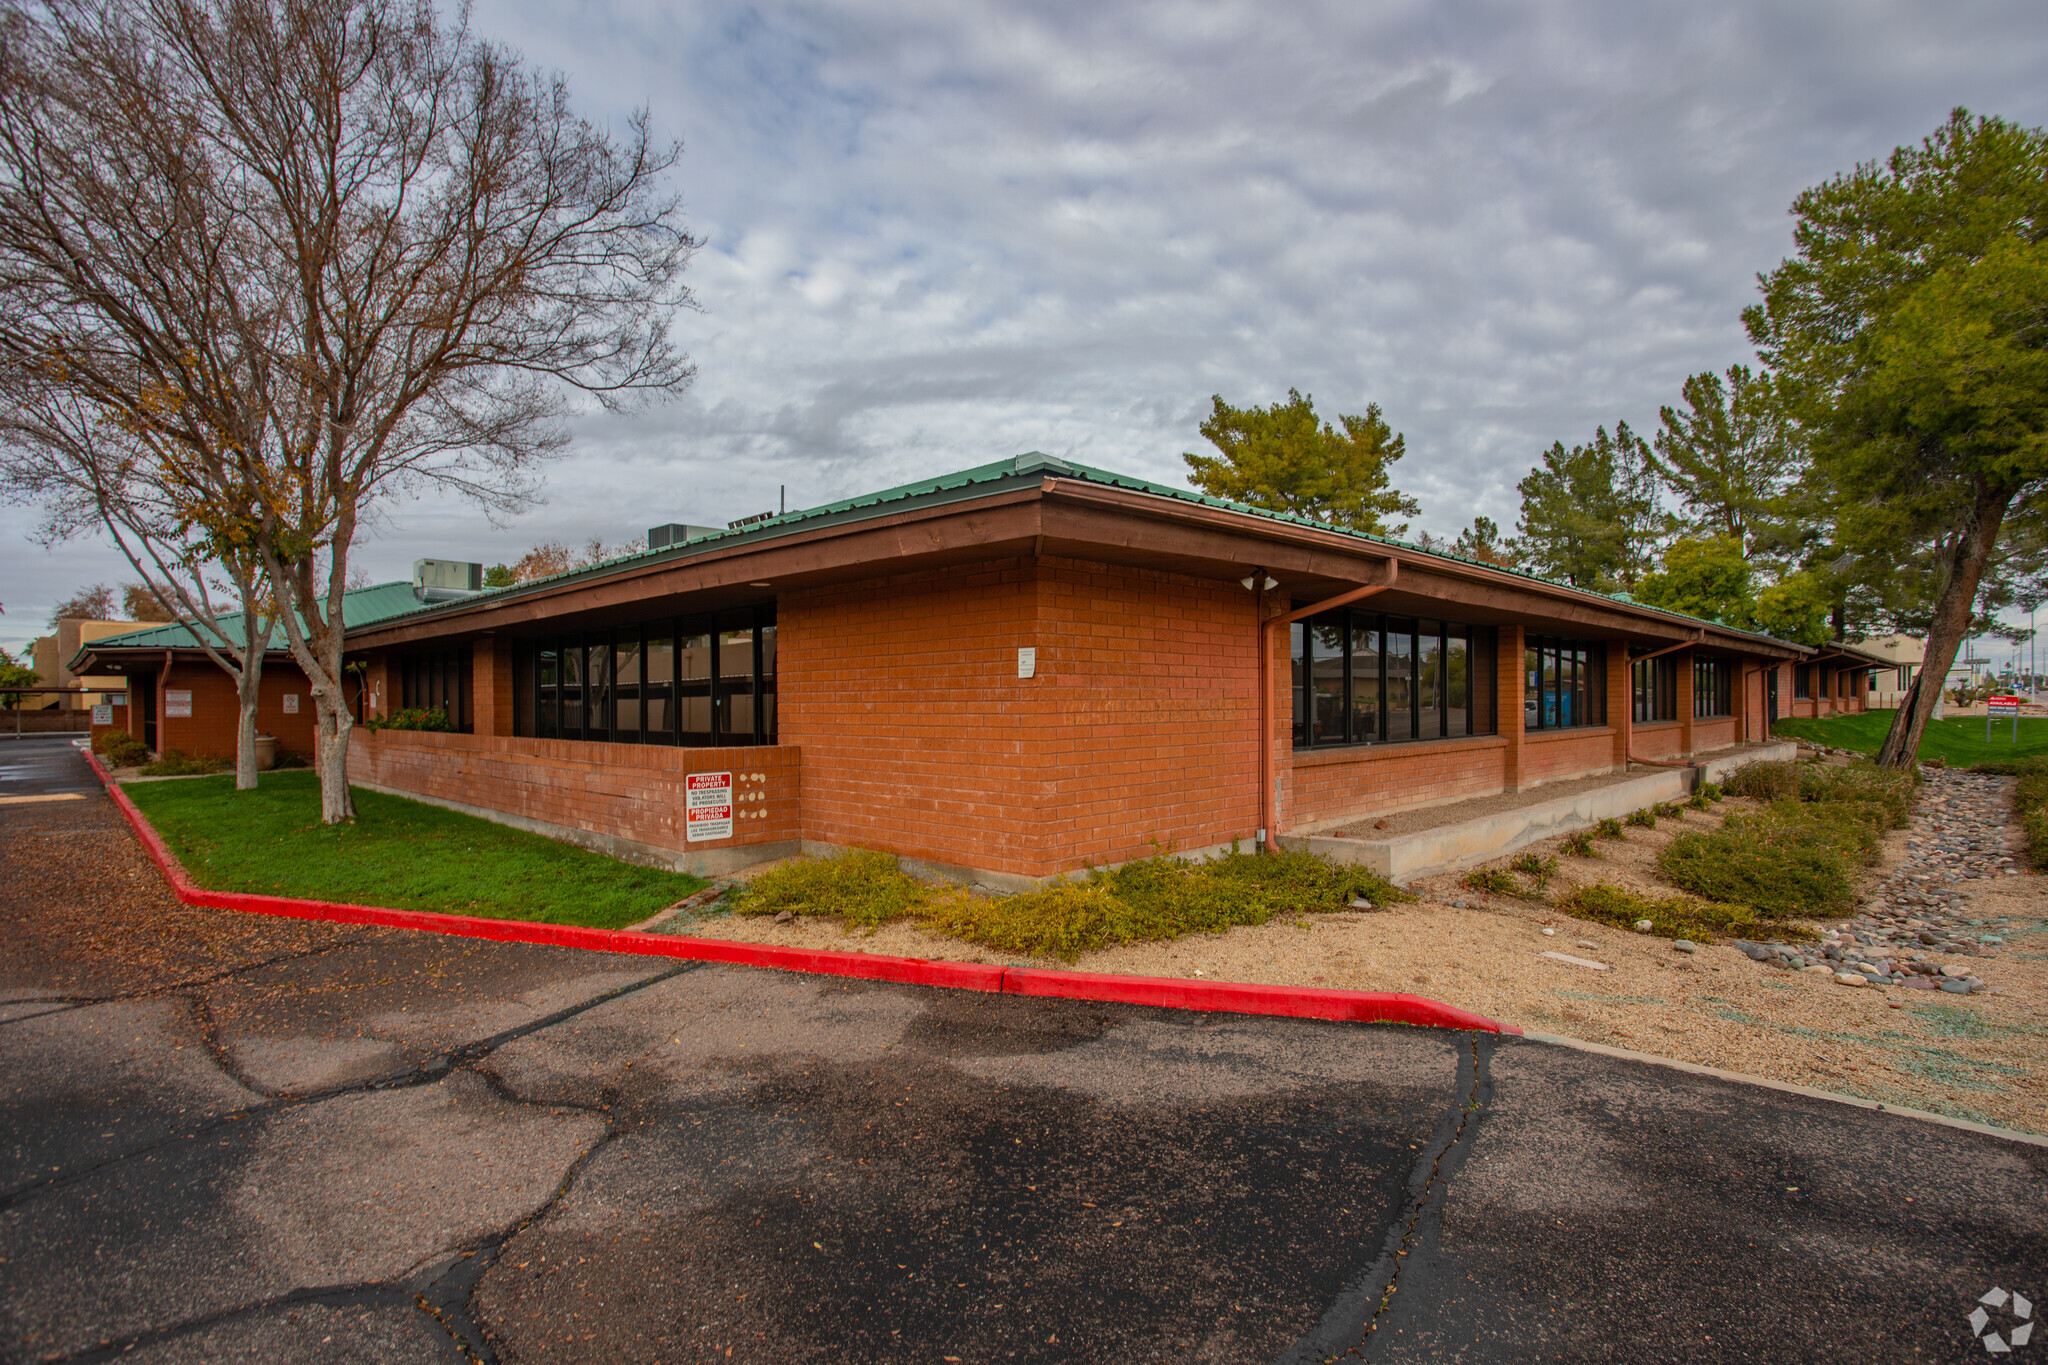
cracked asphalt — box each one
[2,736,2045,1364]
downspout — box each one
[1257,559,1399,850]
[1622,637,1698,769]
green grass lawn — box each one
[1771,709,2048,766]
[124,771,705,928]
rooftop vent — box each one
[647,523,723,550]
[412,558,483,603]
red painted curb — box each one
[1003,967,1516,1033]
[81,749,1516,1034]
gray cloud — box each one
[5,0,2045,648]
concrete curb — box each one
[81,751,1518,1036]
[1517,1031,2048,1149]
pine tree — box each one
[1514,423,1663,592]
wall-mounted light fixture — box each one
[1239,569,1278,591]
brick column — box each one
[1678,651,1696,757]
[472,635,514,737]
[1609,639,1632,771]
[1499,624,1525,793]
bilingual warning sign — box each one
[165,689,193,718]
[91,704,112,725]
[685,770,733,842]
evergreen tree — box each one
[1450,515,1518,567]
[1184,389,1420,536]
[1514,422,1663,592]
[1651,365,1799,556]
[1748,109,2048,766]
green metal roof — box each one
[348,453,1809,652]
[75,580,425,659]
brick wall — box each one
[1285,737,1508,832]
[348,729,798,859]
[1522,727,1620,784]
[154,661,321,759]
[780,555,1261,877]
[1693,717,1739,751]
[1630,721,1686,761]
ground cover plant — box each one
[1560,830,1600,857]
[1773,709,2048,766]
[1659,760,1910,917]
[138,749,230,777]
[1595,817,1626,840]
[1509,851,1558,889]
[1555,883,1813,945]
[733,849,930,928]
[1625,807,1657,829]
[125,771,705,927]
[736,845,1412,962]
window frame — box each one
[514,603,777,747]
[1293,610,1497,750]
[1525,635,1608,732]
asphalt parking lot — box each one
[3,744,2044,1363]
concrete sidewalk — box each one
[3,777,2044,1363]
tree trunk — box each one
[1875,479,2012,768]
[313,695,353,822]
[234,663,261,791]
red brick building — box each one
[73,582,419,758]
[336,455,1859,883]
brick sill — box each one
[1290,733,1509,768]
[1524,725,1615,744]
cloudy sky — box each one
[6,0,2048,658]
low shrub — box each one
[1722,760,1801,801]
[138,749,230,777]
[271,749,310,770]
[1625,808,1657,829]
[1696,781,1724,802]
[363,706,454,733]
[1595,817,1626,840]
[733,848,930,929]
[1657,798,1883,918]
[1685,793,1712,811]
[736,844,1414,960]
[1560,830,1600,858]
[1795,762,1915,830]
[1463,868,1519,895]
[925,847,1411,961]
[1556,883,1815,945]
[92,729,148,767]
[1653,801,1685,820]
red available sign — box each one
[1988,695,2025,712]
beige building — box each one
[28,619,138,709]
[1860,634,1924,709]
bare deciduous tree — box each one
[0,0,696,820]
[0,391,279,786]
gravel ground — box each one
[676,773,2048,1136]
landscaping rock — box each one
[1833,972,1867,987]
[1634,919,1653,931]
[1939,979,1973,993]
[1671,939,1696,953]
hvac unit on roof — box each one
[647,523,722,550]
[411,559,484,603]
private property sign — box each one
[685,771,733,842]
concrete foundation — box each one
[1282,741,1798,885]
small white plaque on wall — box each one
[1017,647,1036,679]
[282,693,300,714]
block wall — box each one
[1285,738,1509,832]
[348,730,798,856]
[1521,727,1621,784]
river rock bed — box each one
[1734,768,2023,993]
